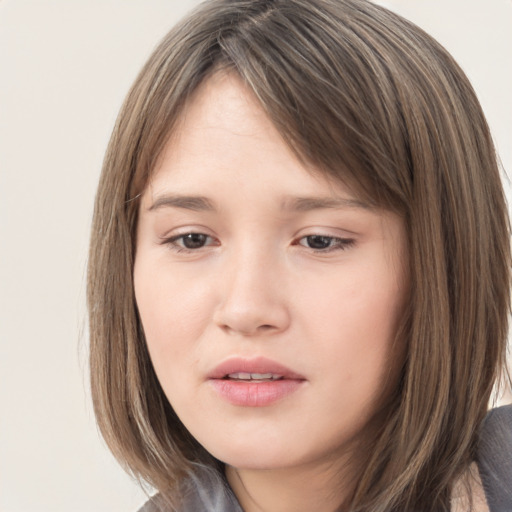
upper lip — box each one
[208,357,305,380]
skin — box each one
[134,72,409,512]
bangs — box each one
[129,0,418,214]
[217,1,411,212]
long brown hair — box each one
[88,0,510,510]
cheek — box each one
[296,260,406,391]
[299,264,404,340]
[133,258,215,369]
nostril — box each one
[213,297,291,336]
[219,323,277,336]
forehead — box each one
[153,72,283,173]
[146,73,373,208]
[143,72,363,209]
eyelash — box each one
[296,235,356,253]
[161,233,355,254]
[162,233,218,253]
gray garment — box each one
[138,466,242,512]
[476,404,512,512]
[139,405,512,512]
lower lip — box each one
[209,379,304,407]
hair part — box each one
[88,1,510,510]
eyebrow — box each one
[148,195,216,212]
[147,194,371,212]
[282,196,371,211]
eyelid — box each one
[159,224,214,239]
[157,227,357,254]
[296,235,356,253]
[159,229,219,253]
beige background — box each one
[0,1,510,511]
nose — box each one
[213,248,290,337]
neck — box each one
[225,458,355,512]
[223,408,390,512]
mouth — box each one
[224,372,284,382]
[208,357,305,407]
[208,356,305,381]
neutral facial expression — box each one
[134,72,408,472]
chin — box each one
[221,452,300,471]
[199,435,298,470]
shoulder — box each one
[476,404,512,511]
[136,465,242,512]
[137,496,164,512]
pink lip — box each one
[208,357,306,407]
[208,357,305,380]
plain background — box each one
[0,1,510,511]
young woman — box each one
[87,0,512,510]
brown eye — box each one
[180,233,209,249]
[297,235,355,252]
[305,235,333,249]
[163,232,216,252]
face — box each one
[134,73,408,473]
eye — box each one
[163,232,217,252]
[297,235,355,252]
